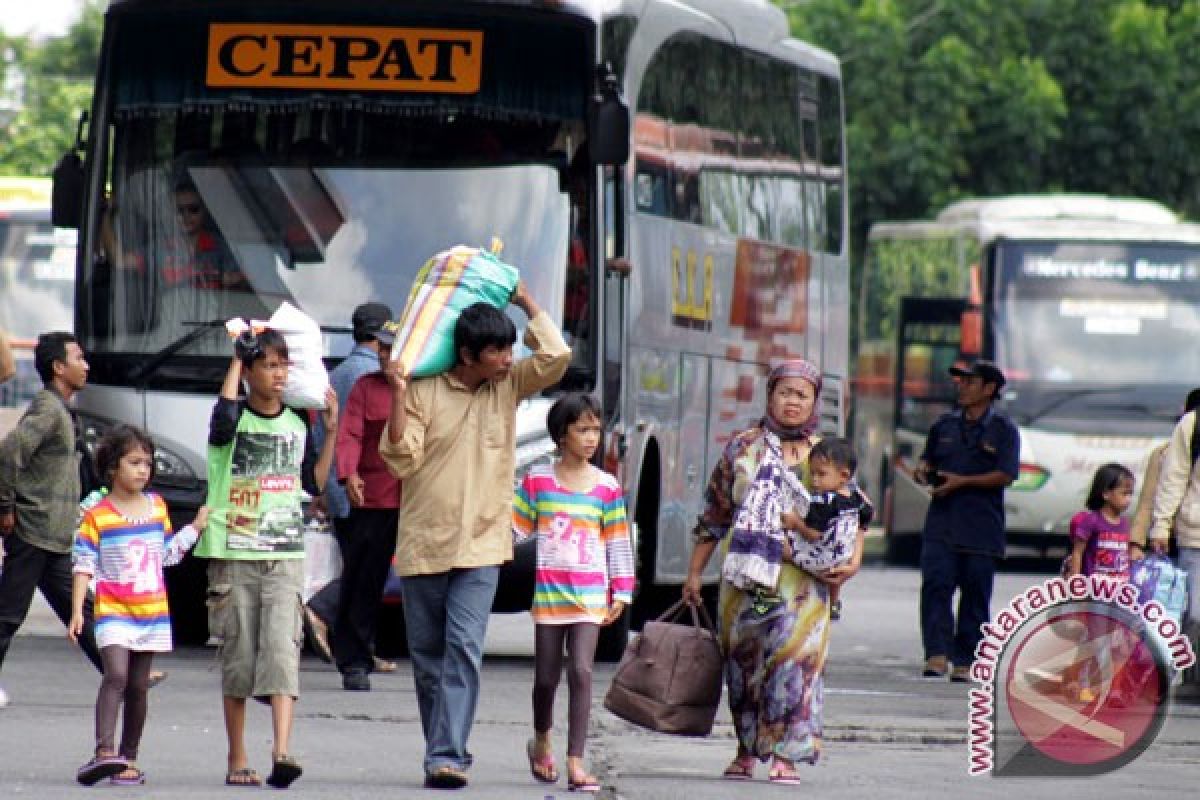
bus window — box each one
[818,74,845,254]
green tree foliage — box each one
[781,0,1200,261]
[0,1,103,176]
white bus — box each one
[0,178,76,415]
[54,0,848,656]
[854,195,1200,563]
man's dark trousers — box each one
[919,537,997,668]
[332,508,399,674]
[0,534,102,671]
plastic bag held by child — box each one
[270,303,330,408]
[226,304,330,408]
[391,241,520,378]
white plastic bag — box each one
[267,302,330,409]
[302,515,342,603]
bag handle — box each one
[657,598,717,634]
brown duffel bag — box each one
[603,599,723,736]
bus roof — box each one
[869,194,1200,245]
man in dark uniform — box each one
[915,360,1020,682]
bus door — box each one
[888,296,965,537]
[601,165,628,426]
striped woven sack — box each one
[392,243,520,378]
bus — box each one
[854,194,1200,563]
[0,177,77,416]
[52,0,848,657]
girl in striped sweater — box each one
[514,393,634,793]
[68,426,205,786]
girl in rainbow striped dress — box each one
[68,426,205,786]
[513,393,634,793]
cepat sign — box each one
[206,24,483,94]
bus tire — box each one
[595,607,631,662]
[374,601,409,659]
[884,533,922,566]
[629,444,675,629]
[166,552,210,645]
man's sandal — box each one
[225,767,263,787]
[266,754,303,789]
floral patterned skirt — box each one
[718,562,830,764]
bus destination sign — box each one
[1022,255,1200,283]
[206,24,483,94]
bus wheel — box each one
[374,601,409,659]
[630,444,674,629]
[595,607,631,662]
[884,533,922,566]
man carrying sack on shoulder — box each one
[379,281,569,790]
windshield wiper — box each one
[132,319,355,386]
[1022,385,1136,426]
[1088,402,1177,421]
[132,319,228,386]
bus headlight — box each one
[75,411,199,489]
[153,446,199,488]
[1011,463,1050,491]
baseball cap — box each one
[374,319,399,347]
[948,359,1006,389]
[351,302,393,340]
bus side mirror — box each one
[589,64,629,166]
[53,113,89,229]
[52,151,84,229]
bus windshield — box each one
[86,161,568,366]
[993,240,1200,386]
[80,4,592,389]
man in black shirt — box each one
[914,361,1020,682]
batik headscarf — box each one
[762,359,823,442]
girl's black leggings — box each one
[95,645,154,760]
[532,622,600,757]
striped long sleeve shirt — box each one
[513,463,635,625]
[72,493,199,652]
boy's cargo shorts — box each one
[206,559,304,699]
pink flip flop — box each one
[526,738,558,784]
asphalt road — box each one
[2,564,1198,799]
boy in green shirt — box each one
[197,328,337,788]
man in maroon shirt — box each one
[333,321,402,691]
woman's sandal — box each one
[768,758,802,785]
[722,755,755,781]
[110,766,146,786]
[77,753,129,786]
[526,738,558,784]
[266,754,303,789]
[224,767,263,787]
